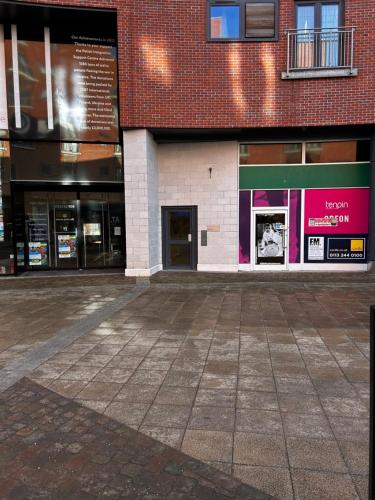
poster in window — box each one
[58,234,77,258]
[28,241,48,266]
[83,223,101,236]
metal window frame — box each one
[294,0,344,31]
[294,0,345,68]
[207,0,279,42]
[238,139,371,166]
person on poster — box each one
[259,223,283,257]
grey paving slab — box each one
[0,276,373,498]
[0,284,147,391]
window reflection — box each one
[246,2,275,38]
[61,143,80,154]
[0,141,12,273]
[11,142,123,182]
[239,143,302,165]
[210,6,240,39]
[306,141,367,163]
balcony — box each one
[281,27,358,80]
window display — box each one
[17,190,125,271]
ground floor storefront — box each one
[124,128,373,276]
[0,128,373,276]
[0,141,125,274]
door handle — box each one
[188,234,192,242]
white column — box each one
[124,129,161,276]
[0,25,8,129]
[44,27,54,130]
[11,24,21,129]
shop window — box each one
[11,142,124,183]
[239,143,302,165]
[208,0,278,41]
[100,166,110,178]
[306,141,371,163]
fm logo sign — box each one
[310,238,321,245]
[308,237,324,261]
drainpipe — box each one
[368,130,375,272]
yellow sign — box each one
[351,240,364,252]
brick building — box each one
[0,0,374,275]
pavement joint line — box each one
[0,284,134,295]
[150,282,375,289]
[0,283,149,393]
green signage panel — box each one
[239,163,370,190]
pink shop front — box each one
[238,187,369,271]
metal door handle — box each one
[188,234,192,242]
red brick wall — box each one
[19,0,375,129]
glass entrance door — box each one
[24,192,51,269]
[253,211,288,269]
[80,192,126,268]
[162,207,197,270]
[54,193,79,269]
[81,194,106,268]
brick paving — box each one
[0,273,372,499]
[0,378,268,499]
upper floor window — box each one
[208,0,278,41]
[296,1,342,32]
[295,1,343,68]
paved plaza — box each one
[0,273,372,499]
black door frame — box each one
[162,206,198,270]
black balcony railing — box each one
[285,27,356,75]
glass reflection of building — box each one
[0,3,123,274]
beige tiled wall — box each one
[158,141,238,271]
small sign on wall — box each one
[201,230,207,246]
[308,237,324,261]
[207,225,220,232]
[327,238,366,260]
[309,217,338,227]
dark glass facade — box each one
[15,188,125,271]
[1,140,125,274]
[0,141,12,273]
[0,3,124,275]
